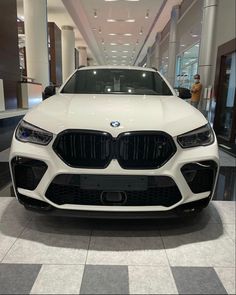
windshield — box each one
[61,69,173,96]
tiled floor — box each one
[0,148,235,294]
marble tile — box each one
[0,148,10,162]
[223,223,235,240]
[86,230,169,266]
[211,201,235,224]
[0,263,41,294]
[128,266,178,294]
[162,223,235,267]
[2,223,91,264]
[214,267,236,295]
[0,197,33,224]
[171,267,227,294]
[30,264,84,294]
[80,265,129,294]
[0,221,27,262]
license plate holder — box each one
[79,175,148,191]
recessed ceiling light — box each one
[107,18,135,23]
[195,44,200,47]
[122,56,127,58]
[110,43,117,45]
[112,56,117,58]
[145,9,149,19]
[123,43,130,46]
[109,33,117,36]
[125,19,135,23]
[180,44,185,47]
[191,34,198,37]
[123,50,129,53]
[111,50,117,52]
[139,28,143,35]
[98,27,102,34]
[123,33,132,36]
[94,9,98,18]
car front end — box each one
[9,66,219,217]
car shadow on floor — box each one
[0,199,224,252]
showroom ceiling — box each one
[17,0,183,65]
[63,0,182,65]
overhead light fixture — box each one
[94,9,98,18]
[92,28,97,31]
[123,43,130,46]
[111,50,117,52]
[139,28,143,35]
[145,9,149,19]
[123,33,132,36]
[195,44,200,47]
[110,42,117,45]
[98,27,102,34]
[191,34,198,37]
[109,33,117,36]
[123,50,129,53]
[122,56,127,58]
[180,44,185,47]
[107,18,135,23]
[101,39,105,44]
[125,19,135,23]
[112,56,117,58]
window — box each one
[61,69,172,96]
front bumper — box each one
[9,135,219,213]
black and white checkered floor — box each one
[0,149,235,294]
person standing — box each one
[190,74,202,109]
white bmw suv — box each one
[10,66,219,217]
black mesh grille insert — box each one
[11,157,47,190]
[181,161,218,194]
[45,174,182,207]
[53,130,112,168]
[118,132,176,169]
[53,130,176,169]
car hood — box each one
[24,94,207,137]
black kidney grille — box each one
[53,130,176,169]
[53,131,112,168]
[118,133,176,169]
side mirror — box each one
[43,85,56,100]
[175,87,191,99]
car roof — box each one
[76,65,157,72]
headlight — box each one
[177,123,214,148]
[15,120,53,145]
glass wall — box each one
[175,42,200,88]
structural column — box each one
[153,33,161,70]
[24,0,49,88]
[198,0,218,89]
[78,47,88,67]
[146,47,152,67]
[167,5,179,87]
[61,26,75,82]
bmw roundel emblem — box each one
[110,121,120,127]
